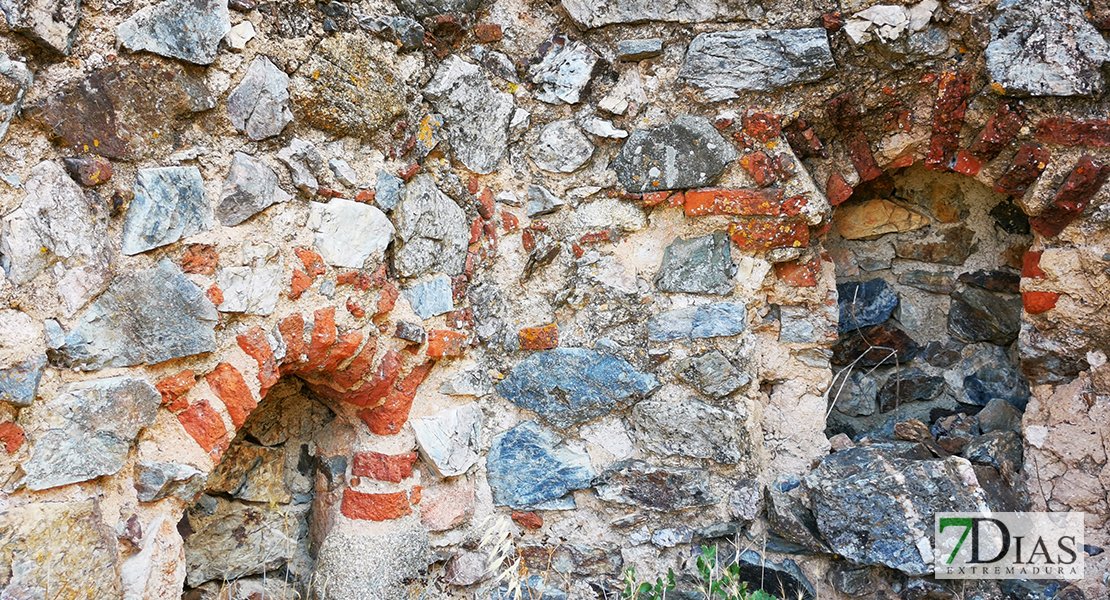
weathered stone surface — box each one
[878,368,945,412]
[526,184,565,217]
[779,302,838,344]
[0,0,80,54]
[21,376,160,490]
[62,156,112,187]
[925,72,973,172]
[375,169,404,211]
[826,92,883,182]
[411,403,481,477]
[837,279,898,333]
[631,397,748,464]
[834,199,930,239]
[958,270,1020,294]
[361,15,425,51]
[993,143,1050,198]
[964,431,1023,473]
[0,53,30,142]
[217,254,282,315]
[832,371,877,417]
[206,442,290,503]
[832,324,920,366]
[404,275,453,319]
[898,270,956,294]
[392,174,469,278]
[217,152,291,226]
[986,0,1110,97]
[0,501,120,599]
[1029,154,1110,238]
[647,302,746,342]
[423,55,514,174]
[528,34,599,105]
[562,0,750,28]
[329,158,358,187]
[185,496,308,587]
[675,350,748,400]
[312,529,429,600]
[308,199,394,269]
[277,137,324,192]
[805,447,987,575]
[0,354,45,407]
[530,119,594,173]
[438,367,494,397]
[948,287,1021,345]
[957,345,1030,409]
[134,460,205,502]
[765,485,829,553]
[117,0,230,65]
[594,460,717,511]
[487,421,595,508]
[59,260,218,370]
[395,0,478,18]
[611,115,736,193]
[977,397,1023,433]
[498,348,658,428]
[122,166,211,255]
[290,33,406,138]
[226,55,293,140]
[679,29,835,100]
[654,232,734,295]
[894,226,977,266]
[578,114,627,138]
[617,38,663,61]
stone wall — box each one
[0,0,1107,598]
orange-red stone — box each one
[295,247,326,277]
[826,173,853,206]
[512,511,544,530]
[341,489,412,521]
[728,220,810,251]
[177,400,229,457]
[352,451,419,483]
[1023,291,1059,314]
[206,363,257,428]
[775,258,820,287]
[181,244,218,275]
[1022,251,1045,279]
[427,330,468,358]
[156,370,196,412]
[0,421,25,454]
[685,188,801,217]
[289,269,312,300]
[359,361,434,436]
[519,324,558,350]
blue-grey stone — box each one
[43,319,65,349]
[58,260,218,371]
[22,376,161,491]
[617,38,663,61]
[525,184,565,217]
[611,115,736,193]
[217,152,291,226]
[394,0,479,18]
[122,166,212,255]
[116,0,231,65]
[646,302,746,342]
[832,371,877,417]
[492,576,567,600]
[497,348,659,429]
[404,275,454,320]
[674,350,748,400]
[837,279,898,333]
[0,354,45,407]
[226,56,293,141]
[375,170,403,211]
[360,15,425,52]
[779,303,838,345]
[134,460,206,502]
[528,33,599,105]
[651,526,693,548]
[487,421,595,509]
[654,232,734,295]
[679,28,835,100]
[594,460,716,511]
[959,345,1030,409]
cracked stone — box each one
[217,152,292,226]
[360,15,425,51]
[423,55,514,175]
[528,33,599,105]
[277,137,324,193]
[612,115,736,193]
[654,232,734,295]
[122,166,212,256]
[679,29,835,100]
[411,403,481,478]
[487,421,595,509]
[647,302,746,342]
[392,174,469,278]
[948,287,1021,345]
[0,0,80,54]
[530,119,594,173]
[226,55,293,141]
[308,198,394,269]
[631,396,749,464]
[116,0,230,65]
[216,257,283,316]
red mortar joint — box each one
[519,324,559,350]
[825,92,883,182]
[783,118,827,159]
[295,247,326,277]
[684,188,801,217]
[512,511,544,530]
[742,109,782,143]
[0,421,26,454]
[156,370,196,412]
[1022,251,1046,279]
[206,363,257,428]
[352,451,419,483]
[775,258,821,287]
[346,297,366,318]
[289,269,312,300]
[1029,155,1110,237]
[968,101,1026,160]
[341,489,413,521]
[826,173,854,205]
[994,143,1051,197]
[728,220,810,251]
[1023,291,1060,314]
[427,330,468,358]
[1035,118,1110,147]
[181,244,218,275]
[398,164,421,181]
[237,326,279,396]
[475,23,503,42]
[925,71,973,172]
[206,285,223,307]
[177,400,229,458]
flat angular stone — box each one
[216,261,283,315]
[957,345,1030,409]
[217,152,291,226]
[993,143,1050,198]
[122,166,212,255]
[647,302,746,342]
[594,460,716,511]
[765,485,829,553]
[0,0,80,54]
[487,421,595,508]
[528,33,599,105]
[964,431,1023,474]
[59,260,218,370]
[530,119,594,173]
[134,460,206,502]
[837,279,898,333]
[308,199,394,269]
[832,324,920,367]
[898,270,955,294]
[834,199,929,240]
[497,348,659,429]
[958,270,1020,294]
[679,29,835,100]
[631,397,749,464]
[893,226,977,266]
[117,0,230,65]
[277,137,324,192]
[423,55,514,174]
[404,275,453,319]
[206,442,290,503]
[313,530,431,600]
[226,56,293,141]
[779,303,839,344]
[1029,155,1110,237]
[562,0,746,28]
[361,15,425,51]
[392,174,469,278]
[612,115,736,193]
[0,354,45,407]
[832,371,877,417]
[675,350,748,400]
[411,403,481,478]
[654,232,734,295]
[826,92,883,182]
[948,287,1021,345]
[526,184,565,217]
[21,376,160,490]
[878,368,945,412]
[395,0,479,18]
[328,158,358,187]
[0,53,31,143]
[617,38,663,61]
[375,170,403,211]
[977,397,1023,434]
[184,496,308,587]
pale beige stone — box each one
[834,198,930,240]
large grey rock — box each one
[594,460,717,511]
[779,303,838,345]
[497,348,660,429]
[987,0,1110,97]
[679,29,836,100]
[392,174,469,278]
[116,0,231,65]
[529,34,599,105]
[395,0,478,18]
[404,275,453,319]
[122,166,212,255]
[487,421,596,509]
[312,529,431,600]
[530,119,594,173]
[360,15,425,52]
[674,350,748,400]
[205,442,290,504]
[654,232,733,295]
[59,260,218,370]
[562,0,747,28]
[631,397,749,464]
[277,137,325,192]
[947,287,1021,345]
[0,354,46,408]
[0,0,80,54]
[21,376,160,490]
[216,258,283,315]
[411,403,481,478]
[423,56,514,175]
[526,184,565,217]
[185,496,309,587]
[0,53,31,142]
[647,302,746,342]
[217,152,292,226]
[0,161,108,286]
[134,460,206,502]
[226,56,293,141]
[308,199,394,269]
[832,371,878,417]
[611,115,736,193]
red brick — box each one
[728,220,810,251]
[969,101,1026,160]
[446,308,475,330]
[475,23,503,43]
[0,421,25,454]
[302,307,338,371]
[953,150,983,177]
[519,324,558,350]
[320,337,379,391]
[477,187,495,219]
[343,349,403,408]
[359,360,434,436]
[206,363,257,429]
[512,511,543,530]
[427,330,468,358]
[156,370,196,411]
[572,243,584,258]
[579,230,614,245]
[352,451,419,483]
[684,188,802,217]
[502,211,519,232]
[279,314,307,366]
[295,247,326,277]
[826,92,883,182]
[410,486,422,506]
[1022,251,1045,279]
[1030,155,1110,237]
[783,118,827,159]
[775,258,820,287]
[1023,291,1060,314]
[826,173,853,206]
[522,228,536,251]
[376,282,399,316]
[289,269,312,300]
[237,327,278,397]
[641,191,671,207]
[1035,118,1110,147]
[318,330,364,373]
[355,189,375,204]
[206,285,223,307]
[341,489,412,521]
[925,71,973,172]
[742,109,782,142]
[181,244,218,275]
[994,143,1051,197]
[398,164,421,181]
[346,297,366,318]
[177,400,229,457]
[667,191,685,208]
[469,217,483,245]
